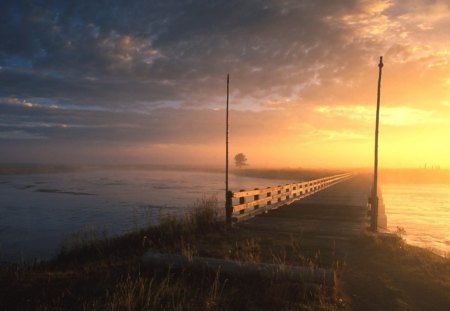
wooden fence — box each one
[228,173,353,222]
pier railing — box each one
[228,173,353,222]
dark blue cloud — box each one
[0,0,383,162]
[0,0,361,97]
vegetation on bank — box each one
[3,164,450,186]
[341,233,450,310]
[0,197,340,310]
[1,196,449,310]
[0,164,342,182]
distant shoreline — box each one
[1,164,450,184]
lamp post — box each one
[371,56,383,232]
[225,74,232,226]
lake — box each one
[0,169,293,263]
[382,183,450,257]
[1,170,448,263]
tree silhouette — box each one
[234,153,248,168]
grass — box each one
[53,196,222,265]
[102,270,227,311]
[1,196,449,310]
[0,196,337,310]
[340,232,450,310]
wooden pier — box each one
[237,174,373,241]
[230,173,353,222]
[144,174,375,293]
[229,173,387,237]
[141,173,450,310]
[225,173,378,261]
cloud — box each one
[0,0,449,166]
[0,94,295,145]
[0,0,379,109]
[0,130,47,140]
[308,129,368,142]
[315,105,439,126]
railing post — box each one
[239,189,245,214]
[239,190,245,205]
[266,189,272,213]
[254,188,259,209]
[277,186,282,203]
[225,190,233,227]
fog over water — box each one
[0,169,292,262]
[1,169,448,263]
[383,183,450,258]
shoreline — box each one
[382,182,450,259]
[389,233,449,259]
[1,170,449,309]
[1,207,449,310]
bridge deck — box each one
[233,175,372,260]
[239,175,370,235]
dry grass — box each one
[103,270,226,311]
[0,195,340,310]
[229,238,261,262]
[340,232,450,310]
[8,195,447,310]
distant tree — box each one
[234,153,248,168]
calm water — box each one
[382,183,450,257]
[2,172,448,262]
[0,169,292,262]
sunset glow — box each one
[1,0,449,168]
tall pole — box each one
[371,56,383,232]
[225,74,232,226]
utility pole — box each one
[371,56,383,232]
[225,74,232,227]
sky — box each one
[0,0,449,169]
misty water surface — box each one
[0,169,293,262]
[1,170,448,263]
[383,183,450,257]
